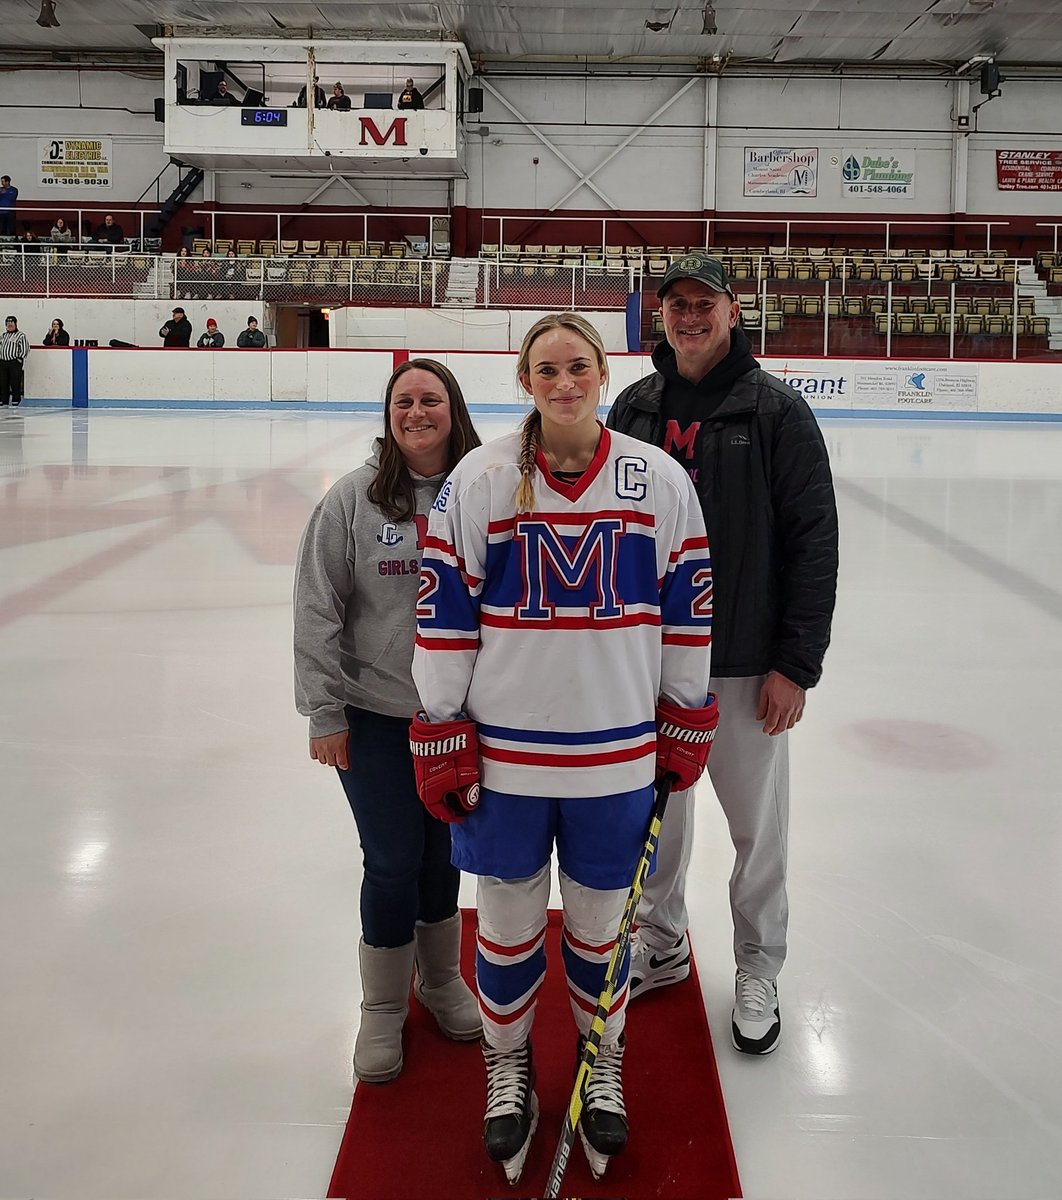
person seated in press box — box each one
[206,79,239,105]
[397,78,424,110]
[327,82,352,111]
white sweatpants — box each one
[638,675,790,980]
[476,865,629,1051]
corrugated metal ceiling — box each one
[2,0,1059,65]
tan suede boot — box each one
[353,939,415,1083]
[413,912,482,1041]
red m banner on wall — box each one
[359,117,408,147]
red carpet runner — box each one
[328,910,741,1200]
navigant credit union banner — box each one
[39,137,112,189]
[839,150,915,197]
[996,150,1062,191]
[743,148,818,197]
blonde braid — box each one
[515,409,541,513]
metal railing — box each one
[483,215,1016,256]
[0,248,634,311]
[5,204,163,246]
[0,245,1054,359]
[190,208,448,254]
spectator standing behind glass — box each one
[159,306,192,347]
[43,318,70,346]
[293,358,483,1084]
[50,218,73,243]
[295,76,326,108]
[236,316,266,347]
[93,215,125,244]
[327,82,352,111]
[607,253,838,1057]
[174,245,193,299]
[197,318,225,348]
[397,78,424,110]
[199,247,221,299]
[222,248,243,298]
[0,176,16,237]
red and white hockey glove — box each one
[655,694,719,792]
[409,713,482,824]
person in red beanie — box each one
[196,317,225,348]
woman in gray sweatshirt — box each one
[294,358,482,1084]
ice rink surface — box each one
[1,404,1061,1200]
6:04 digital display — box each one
[241,108,288,126]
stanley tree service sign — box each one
[996,150,1062,191]
[840,151,915,197]
[39,138,112,189]
[743,148,818,197]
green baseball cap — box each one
[657,252,733,299]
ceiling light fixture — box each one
[702,3,718,35]
[37,0,60,27]
[645,19,672,32]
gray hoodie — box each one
[293,441,444,736]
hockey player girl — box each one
[294,359,482,1084]
[409,314,718,1183]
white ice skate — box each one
[482,1040,539,1185]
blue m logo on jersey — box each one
[515,518,624,621]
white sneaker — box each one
[732,971,780,1054]
[629,930,691,998]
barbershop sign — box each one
[39,137,112,188]
[996,150,1062,191]
[743,148,818,197]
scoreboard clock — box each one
[240,109,288,126]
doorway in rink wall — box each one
[275,306,331,348]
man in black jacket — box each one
[94,214,126,244]
[236,316,266,348]
[608,252,837,1056]
[159,306,192,347]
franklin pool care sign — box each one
[766,360,978,410]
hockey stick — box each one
[540,773,677,1200]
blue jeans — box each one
[336,705,460,948]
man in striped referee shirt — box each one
[0,314,29,406]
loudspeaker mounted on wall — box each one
[153,97,166,123]
[467,86,484,113]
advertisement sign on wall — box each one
[39,138,112,189]
[768,359,978,409]
[838,150,915,198]
[743,148,818,197]
[996,150,1062,191]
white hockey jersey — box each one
[412,425,712,799]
